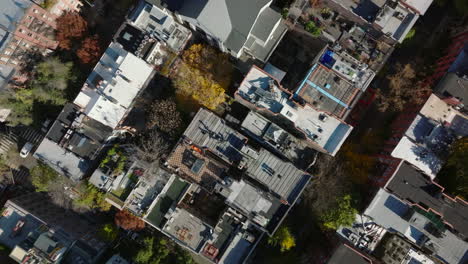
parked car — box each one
[20,142,33,158]
[41,119,52,133]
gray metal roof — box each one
[184,108,311,202]
[244,148,310,202]
[250,7,281,42]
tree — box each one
[75,184,111,211]
[136,129,170,163]
[99,223,119,242]
[0,89,35,126]
[173,44,232,110]
[115,210,145,231]
[146,99,183,136]
[77,35,103,65]
[305,21,322,36]
[31,163,59,192]
[320,195,358,230]
[267,226,296,252]
[376,63,431,112]
[56,12,88,50]
[438,137,468,199]
[134,237,155,264]
[31,57,75,105]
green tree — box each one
[31,57,75,105]
[305,21,322,36]
[134,237,155,264]
[320,195,358,230]
[438,137,468,199]
[99,223,119,242]
[267,226,296,252]
[75,184,111,211]
[0,89,35,126]
[31,163,59,192]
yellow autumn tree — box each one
[268,226,296,252]
[173,44,232,110]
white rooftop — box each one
[365,189,468,264]
[420,94,462,123]
[391,136,442,179]
[74,42,154,128]
[374,3,419,43]
[401,0,434,15]
[236,66,352,155]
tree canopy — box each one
[146,99,183,136]
[133,236,193,264]
[77,35,103,65]
[375,63,430,112]
[115,210,145,231]
[173,44,233,110]
[320,195,358,230]
[31,163,59,192]
[437,137,468,199]
[267,226,296,252]
[56,12,88,50]
[98,223,119,242]
[75,184,111,211]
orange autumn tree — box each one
[56,12,88,50]
[115,210,145,231]
[77,35,103,65]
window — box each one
[4,50,11,55]
[18,29,24,33]
[11,60,18,65]
[33,9,38,13]
[0,57,8,62]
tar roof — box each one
[327,244,371,264]
[386,162,468,238]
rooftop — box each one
[294,49,374,118]
[183,108,312,202]
[236,66,353,155]
[74,42,154,129]
[128,0,191,52]
[163,207,210,252]
[436,72,468,114]
[220,180,282,230]
[364,189,468,264]
[401,0,434,15]
[166,141,229,191]
[179,185,227,227]
[386,162,468,239]
[391,94,468,178]
[374,1,419,43]
[327,244,372,264]
[373,233,435,264]
[240,111,317,168]
[144,176,189,228]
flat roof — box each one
[145,176,189,228]
[75,42,154,128]
[327,244,371,264]
[34,138,89,181]
[401,0,434,15]
[236,66,353,155]
[374,3,419,43]
[436,73,468,112]
[163,208,210,252]
[386,162,468,238]
[365,189,468,264]
[183,108,312,201]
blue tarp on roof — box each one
[319,49,336,69]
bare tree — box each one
[135,129,170,163]
[146,99,183,137]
